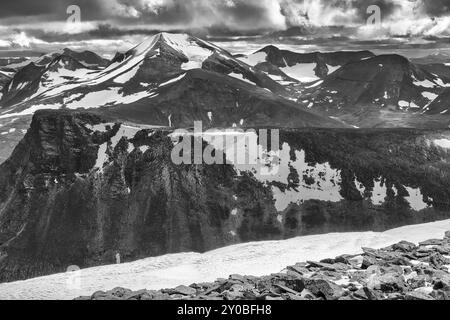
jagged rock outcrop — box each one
[1,110,450,283]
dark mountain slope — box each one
[0,63,46,106]
[297,54,450,127]
[424,87,450,115]
[98,68,344,129]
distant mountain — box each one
[410,53,450,83]
[411,53,450,65]
[238,45,374,83]
[0,55,95,107]
[0,62,46,106]
[297,54,450,127]
[416,63,450,80]
[1,110,450,282]
[0,48,108,73]
[61,48,109,68]
[0,57,28,68]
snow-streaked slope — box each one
[0,33,239,116]
[301,55,450,114]
[1,219,449,300]
[84,32,227,86]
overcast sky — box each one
[0,0,449,54]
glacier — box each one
[0,219,450,300]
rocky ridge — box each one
[2,110,450,283]
[78,232,450,301]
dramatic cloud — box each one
[1,0,450,52]
[0,0,448,30]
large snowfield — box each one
[1,219,450,300]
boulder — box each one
[367,273,406,293]
[304,278,345,300]
[392,241,417,252]
[171,285,197,296]
[419,239,443,246]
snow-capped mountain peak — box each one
[127,32,231,71]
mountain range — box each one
[1,33,450,283]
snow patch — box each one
[371,179,388,205]
[422,91,438,101]
[305,80,323,88]
[398,100,410,109]
[434,139,450,149]
[159,73,186,87]
[405,187,429,211]
[326,64,340,74]
[65,88,150,109]
[281,63,319,82]
[228,72,254,85]
[414,78,437,88]
[237,52,268,66]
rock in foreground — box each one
[77,232,450,301]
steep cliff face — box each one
[1,110,450,283]
[0,110,274,282]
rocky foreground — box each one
[77,232,450,301]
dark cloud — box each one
[420,0,450,17]
[0,0,112,20]
[0,0,64,18]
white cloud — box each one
[0,39,10,48]
[10,31,46,48]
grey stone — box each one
[392,241,417,252]
[304,278,345,300]
[172,285,197,296]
